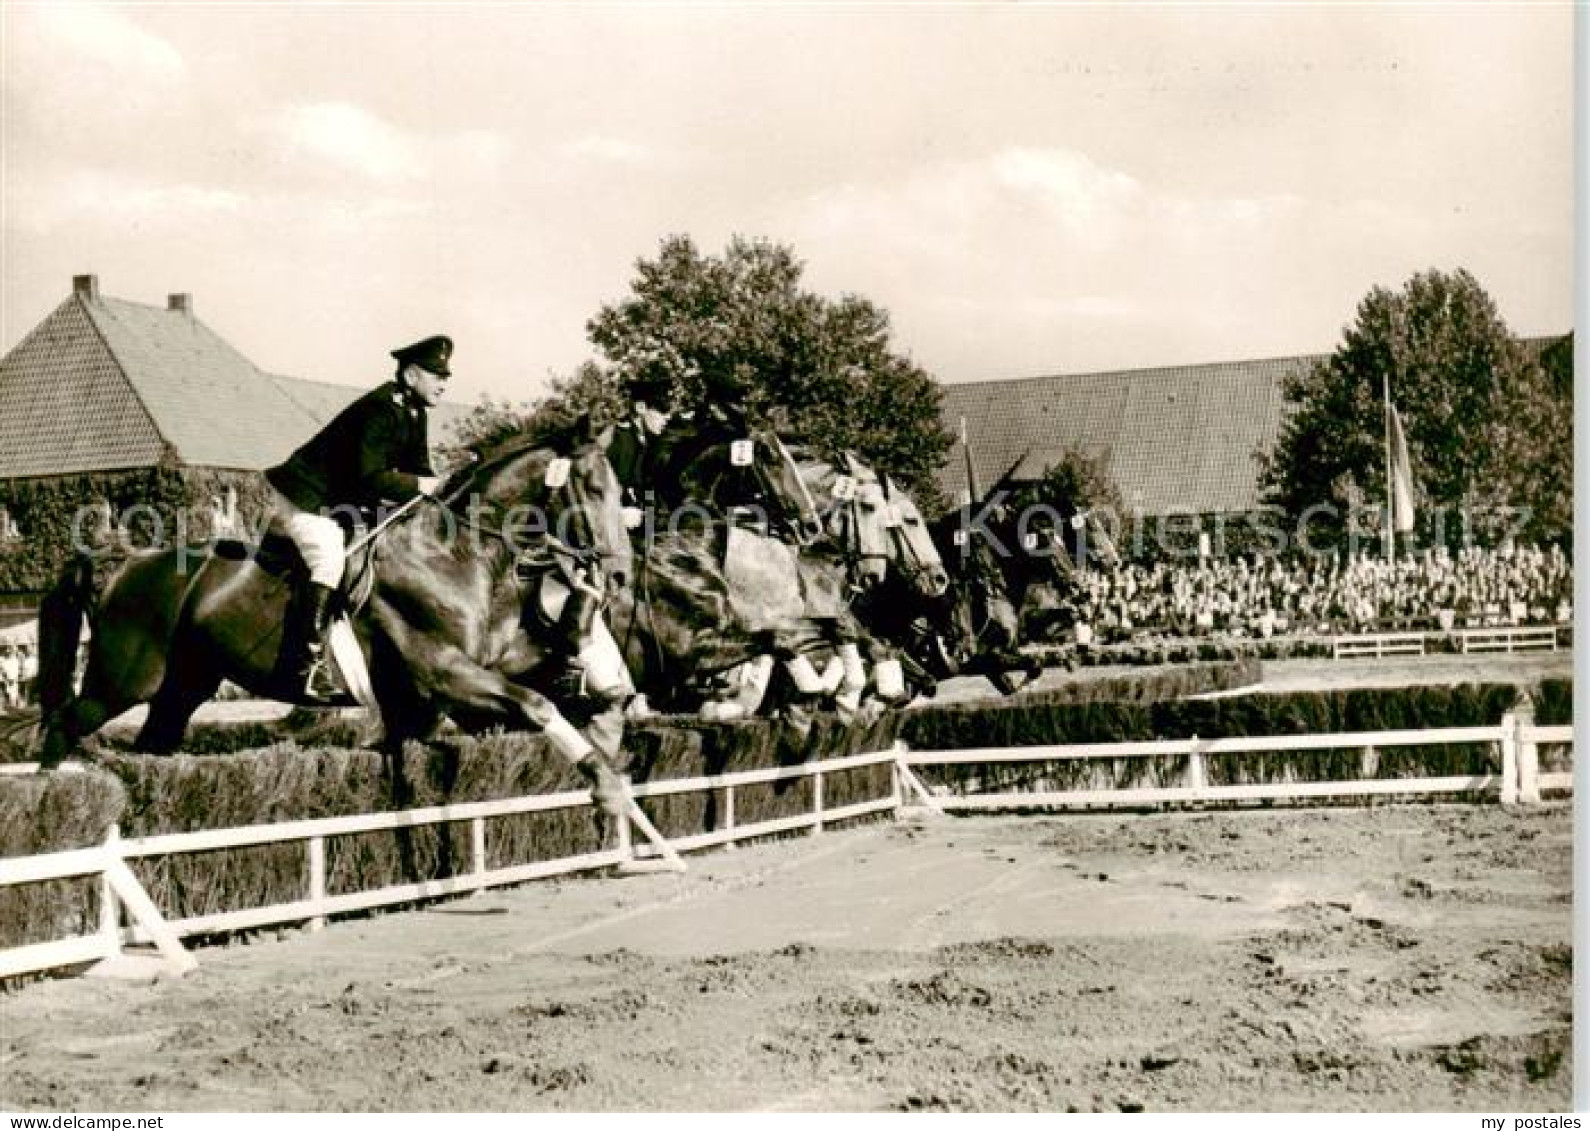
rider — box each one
[264,334,450,695]
[606,371,678,531]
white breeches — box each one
[271,487,346,589]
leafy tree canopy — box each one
[570,234,953,507]
[1004,446,1126,523]
[1261,268,1571,546]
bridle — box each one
[428,444,622,600]
[824,454,945,599]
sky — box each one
[0,3,1576,409]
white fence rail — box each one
[1332,632,1426,659]
[899,719,1570,812]
[0,722,1572,982]
[0,748,901,981]
[1459,626,1561,654]
[1331,625,1565,660]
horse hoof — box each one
[700,700,746,722]
[624,694,655,721]
[579,757,632,819]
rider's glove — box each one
[621,505,645,530]
[417,476,443,497]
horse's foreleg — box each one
[419,650,631,818]
[700,655,776,721]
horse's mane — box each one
[465,417,592,480]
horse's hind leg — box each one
[134,645,223,755]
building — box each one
[0,276,472,626]
[938,353,1324,520]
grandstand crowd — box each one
[1052,542,1573,644]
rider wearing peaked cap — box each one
[608,370,680,528]
[264,334,452,697]
[390,334,453,375]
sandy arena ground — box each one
[0,804,1572,1113]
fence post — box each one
[723,785,737,852]
[812,770,825,835]
[1184,735,1208,796]
[307,835,327,933]
[471,817,487,879]
[616,793,634,859]
[1515,702,1541,806]
[99,825,121,962]
[1499,712,1519,806]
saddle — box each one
[214,530,379,701]
[215,531,379,618]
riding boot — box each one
[285,582,338,698]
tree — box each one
[1261,268,1570,547]
[578,234,953,508]
[1486,331,1573,541]
[440,362,622,467]
[1006,446,1125,523]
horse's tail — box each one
[36,553,97,716]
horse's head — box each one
[874,472,949,599]
[454,432,634,601]
[757,430,827,545]
[800,451,949,599]
[931,504,1020,651]
[662,422,826,547]
[565,443,633,596]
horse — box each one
[33,434,637,815]
[596,419,872,722]
[643,412,826,548]
[791,447,956,696]
[945,462,1123,644]
[928,501,1043,694]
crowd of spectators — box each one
[0,642,35,710]
[1051,542,1572,644]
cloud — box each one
[9,165,432,241]
[266,103,512,189]
[9,170,245,234]
[28,4,185,83]
[441,130,512,178]
[775,145,1401,374]
[272,102,423,182]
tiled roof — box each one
[1,290,474,478]
[268,372,475,446]
[940,355,1325,515]
[82,295,326,472]
[0,297,167,477]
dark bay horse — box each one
[647,416,825,548]
[937,468,1123,651]
[928,502,1043,694]
[35,437,636,814]
[601,425,887,721]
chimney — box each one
[73,274,99,300]
[168,293,192,316]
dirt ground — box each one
[0,804,1572,1113]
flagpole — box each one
[960,416,981,504]
[1383,372,1393,561]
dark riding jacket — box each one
[266,381,435,513]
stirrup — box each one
[302,649,341,700]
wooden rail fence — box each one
[1332,624,1564,659]
[0,721,1571,981]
